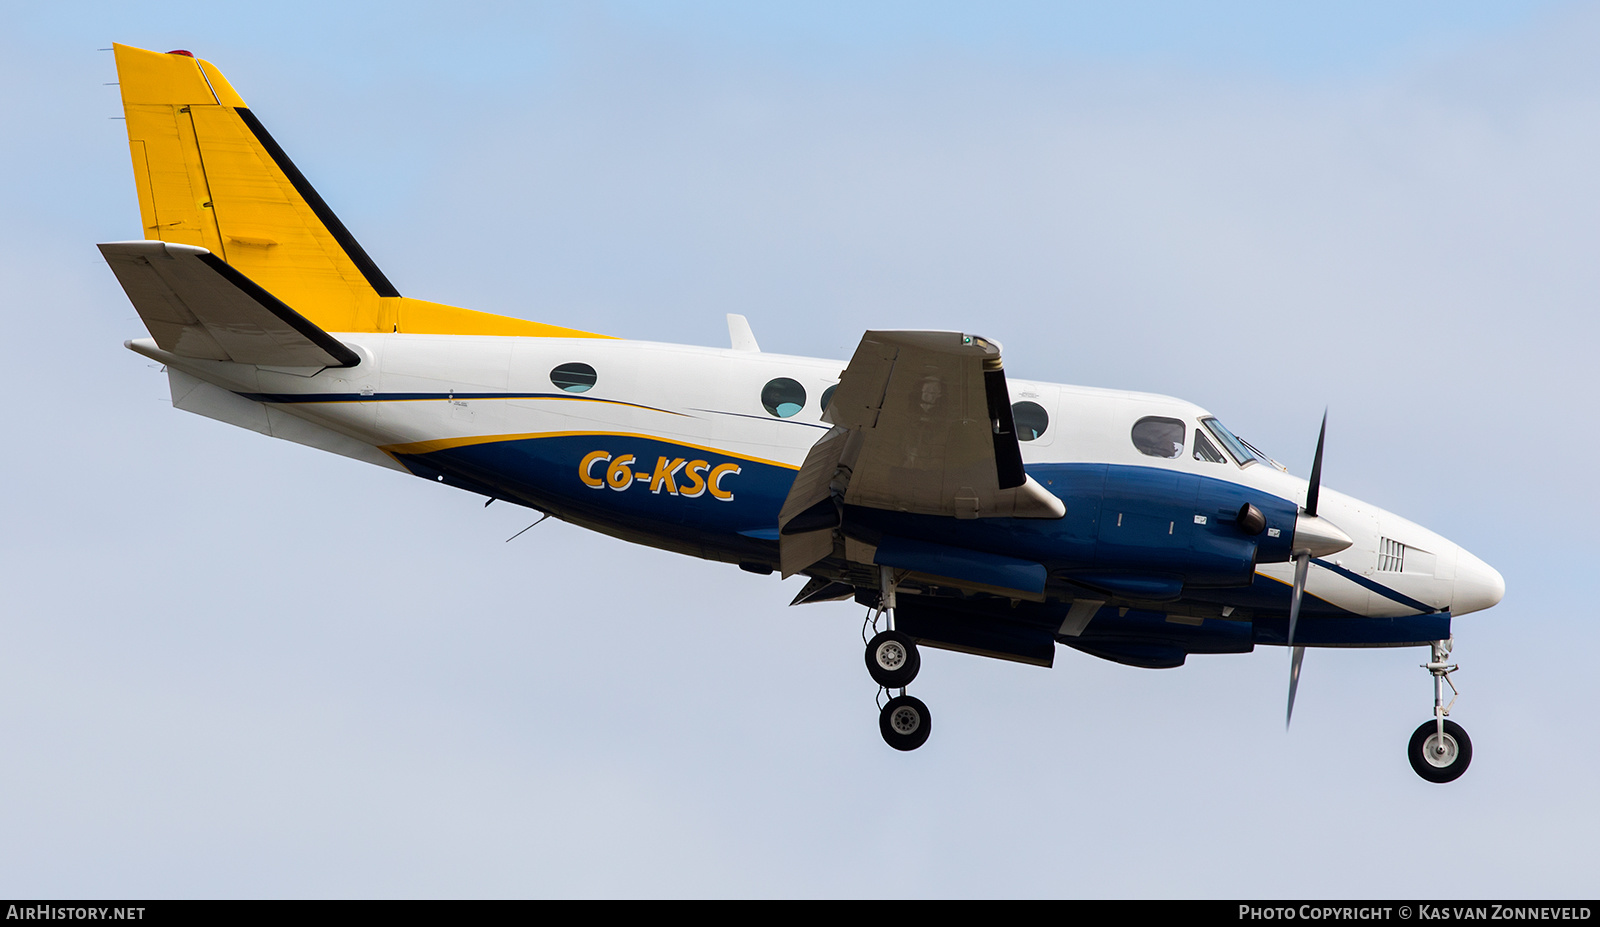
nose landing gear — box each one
[864,567,931,751]
[1409,719,1472,782]
[1407,638,1472,783]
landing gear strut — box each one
[864,567,931,751]
[1408,638,1472,783]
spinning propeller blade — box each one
[1305,412,1326,518]
[1285,551,1310,727]
[1287,645,1306,728]
[1286,411,1327,729]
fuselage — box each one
[129,330,1505,647]
[101,41,1500,774]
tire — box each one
[1408,719,1473,783]
[865,630,920,688]
[879,695,932,751]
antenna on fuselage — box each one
[506,512,551,543]
[727,314,760,352]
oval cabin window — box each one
[761,378,806,418]
[550,362,597,393]
[1012,401,1049,441]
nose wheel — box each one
[1408,719,1472,783]
[1408,638,1472,783]
[865,567,932,751]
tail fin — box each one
[113,44,608,340]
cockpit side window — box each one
[1201,417,1258,466]
[1131,416,1186,459]
[1193,429,1226,463]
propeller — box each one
[1285,556,1309,728]
[1285,411,1326,729]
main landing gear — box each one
[879,693,931,751]
[866,629,919,688]
[1408,638,1472,783]
[865,568,931,751]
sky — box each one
[3,1,1597,898]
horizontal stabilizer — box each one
[100,240,359,368]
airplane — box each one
[98,44,1505,782]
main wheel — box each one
[879,695,932,751]
[865,630,920,688]
[1408,719,1473,783]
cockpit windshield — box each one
[1200,417,1257,467]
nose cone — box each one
[1453,548,1505,616]
[1293,512,1354,558]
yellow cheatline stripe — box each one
[379,430,802,471]
[1254,570,1332,604]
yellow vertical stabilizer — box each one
[113,44,609,340]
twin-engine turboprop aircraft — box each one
[101,45,1505,782]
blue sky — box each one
[3,1,1596,898]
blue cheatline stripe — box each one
[688,407,832,430]
[1313,558,1438,614]
[231,390,681,415]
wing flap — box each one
[777,330,1063,579]
[100,240,359,368]
[777,426,849,577]
[827,331,1063,520]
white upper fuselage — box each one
[130,330,1505,623]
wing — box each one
[100,240,360,368]
[778,330,1063,577]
